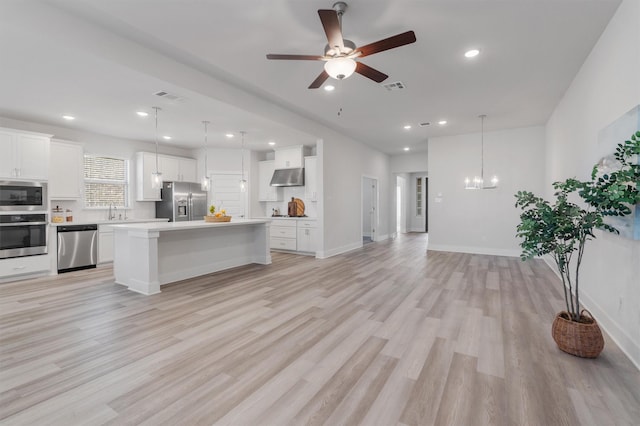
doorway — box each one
[210,173,246,218]
[362,176,378,244]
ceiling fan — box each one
[266,2,416,89]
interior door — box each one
[210,174,245,218]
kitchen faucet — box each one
[108,203,117,220]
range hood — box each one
[270,168,305,187]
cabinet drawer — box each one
[271,226,296,238]
[270,237,297,251]
[297,220,317,229]
[0,254,50,278]
[270,219,296,227]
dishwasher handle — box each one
[57,224,98,232]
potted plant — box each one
[515,131,640,358]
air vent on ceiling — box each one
[383,81,405,91]
[153,90,185,102]
[419,122,430,127]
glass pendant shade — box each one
[151,171,163,189]
[240,179,247,193]
[324,57,357,80]
[201,175,210,191]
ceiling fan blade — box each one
[318,9,345,51]
[308,70,330,89]
[355,62,388,83]
[356,31,417,58]
[266,54,324,60]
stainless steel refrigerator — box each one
[155,181,208,222]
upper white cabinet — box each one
[304,156,317,202]
[258,160,283,202]
[0,128,50,180]
[49,140,83,200]
[159,155,197,183]
[136,152,161,201]
[274,146,304,169]
[136,152,198,201]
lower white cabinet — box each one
[297,220,317,253]
[269,218,317,254]
[270,219,296,251]
[0,254,50,280]
[98,226,114,263]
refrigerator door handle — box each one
[188,193,193,221]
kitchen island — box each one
[111,219,271,295]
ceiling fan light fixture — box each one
[324,57,356,80]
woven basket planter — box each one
[204,216,231,222]
[551,310,604,358]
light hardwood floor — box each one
[1,233,638,425]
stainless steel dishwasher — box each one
[57,224,98,273]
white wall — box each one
[428,126,546,256]
[0,116,193,223]
[390,151,428,173]
[545,0,640,367]
[362,177,373,238]
[320,137,391,258]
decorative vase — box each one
[551,310,604,358]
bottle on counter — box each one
[52,206,64,223]
[65,209,73,222]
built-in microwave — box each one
[0,181,47,211]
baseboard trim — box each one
[317,241,363,259]
[540,256,640,370]
[427,244,521,258]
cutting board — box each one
[288,197,305,216]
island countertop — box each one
[109,218,270,233]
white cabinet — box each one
[304,156,317,202]
[270,219,297,250]
[0,128,50,180]
[98,225,114,264]
[160,156,197,182]
[49,140,83,200]
[297,220,317,253]
[274,146,304,169]
[136,152,198,201]
[136,152,161,201]
[0,254,50,280]
[258,160,283,201]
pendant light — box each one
[239,131,247,192]
[151,106,163,190]
[201,121,211,191]
[464,114,498,190]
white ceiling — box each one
[0,0,620,154]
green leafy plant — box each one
[515,131,640,322]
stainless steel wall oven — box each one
[0,213,48,259]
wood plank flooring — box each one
[1,233,638,425]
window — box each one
[416,177,422,216]
[84,155,129,208]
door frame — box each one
[361,175,379,243]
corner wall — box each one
[428,126,546,256]
[545,0,640,367]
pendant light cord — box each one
[240,131,246,179]
[154,107,160,173]
[479,114,486,181]
[203,121,209,175]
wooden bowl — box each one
[204,216,231,222]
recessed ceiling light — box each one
[324,85,335,92]
[62,115,75,120]
[136,111,149,117]
[268,141,276,146]
[403,125,412,130]
[226,133,234,138]
[404,147,410,151]
[464,49,480,58]
[438,120,447,125]
[163,135,172,140]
